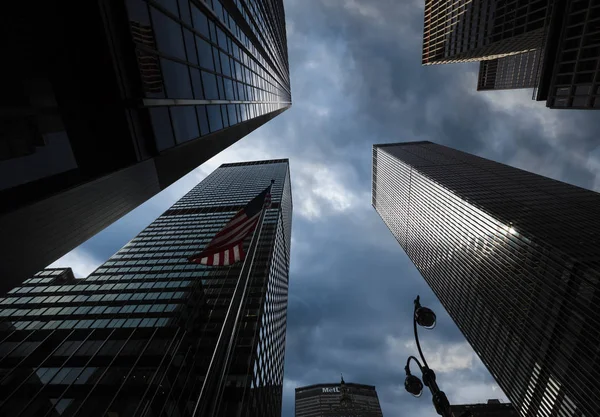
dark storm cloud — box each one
[283,0,600,186]
[277,0,600,415]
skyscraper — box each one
[372,142,600,417]
[0,0,291,293]
[542,0,600,109]
[295,378,383,417]
[450,399,518,417]
[422,0,548,65]
[422,0,600,109]
[0,159,292,417]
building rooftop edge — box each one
[220,158,289,168]
[38,267,73,271]
[295,382,376,392]
[373,141,433,148]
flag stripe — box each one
[192,223,257,263]
[226,211,246,226]
[208,211,261,247]
[212,218,259,250]
[188,184,272,266]
[210,210,248,239]
[196,218,259,258]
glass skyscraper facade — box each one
[544,0,600,109]
[477,49,542,91]
[128,0,291,146]
[421,0,600,109]
[372,142,600,417]
[1,0,291,293]
[0,159,292,417]
[422,0,547,65]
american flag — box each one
[188,182,273,266]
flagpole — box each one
[192,189,270,417]
[211,205,267,415]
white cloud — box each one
[48,248,103,279]
[331,0,423,46]
[157,135,280,205]
[342,0,383,22]
[156,127,368,222]
[466,70,563,141]
[448,379,509,405]
[385,336,476,374]
[305,103,331,118]
[199,137,280,175]
[457,70,600,191]
[502,142,600,192]
[292,160,369,220]
[402,339,475,373]
[289,25,357,117]
[585,147,600,191]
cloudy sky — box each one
[50,0,600,415]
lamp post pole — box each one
[404,296,452,417]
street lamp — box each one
[404,296,452,417]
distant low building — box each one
[451,399,518,417]
[295,377,383,417]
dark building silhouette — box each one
[422,0,600,109]
[0,0,292,294]
[422,0,547,65]
[372,141,600,417]
[478,50,542,90]
[451,399,518,417]
[542,0,600,109]
[0,159,292,417]
[295,378,383,417]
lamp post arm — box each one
[405,355,425,374]
[413,296,451,417]
[414,298,430,369]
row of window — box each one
[122,234,203,246]
[133,228,218,237]
[0,291,188,307]
[153,54,284,103]
[137,227,223,237]
[8,317,172,331]
[7,280,193,295]
[151,103,284,151]
[103,255,203,264]
[36,367,97,385]
[147,217,234,228]
[1,303,178,318]
[93,250,200,261]
[33,270,65,277]
[239,0,286,79]
[208,0,288,90]
[175,194,285,209]
[213,0,289,92]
